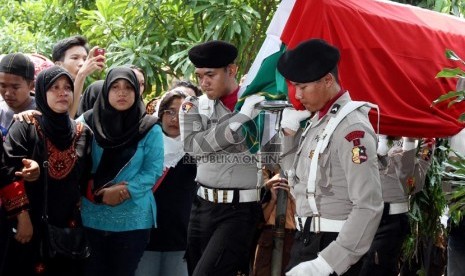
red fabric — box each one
[0,180,26,201]
[220,86,240,112]
[152,168,170,193]
[0,180,29,215]
[281,0,465,137]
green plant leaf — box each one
[436,67,465,78]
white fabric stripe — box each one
[238,0,296,96]
[388,202,409,215]
[306,101,375,217]
[197,186,256,203]
[294,216,347,232]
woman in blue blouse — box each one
[78,66,163,276]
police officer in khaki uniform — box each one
[179,40,265,276]
[276,39,384,276]
[359,135,434,275]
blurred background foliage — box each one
[0,0,463,100]
[0,0,279,99]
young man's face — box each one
[194,66,232,100]
[292,73,333,113]
[0,72,33,112]
[56,46,88,79]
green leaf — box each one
[458,113,465,122]
[446,49,464,63]
[436,67,465,78]
[432,90,464,104]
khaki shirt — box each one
[281,92,383,274]
[179,95,259,189]
[379,142,432,203]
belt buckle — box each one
[213,189,218,203]
[223,190,228,203]
[306,190,315,199]
[297,217,304,232]
[313,215,321,233]
[204,187,209,201]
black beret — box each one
[0,53,35,81]
[277,39,340,83]
[188,40,238,68]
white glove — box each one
[377,134,389,156]
[286,255,333,276]
[229,95,265,131]
[402,137,417,151]
[239,94,265,118]
[281,108,311,132]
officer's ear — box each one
[226,64,238,77]
[322,73,334,87]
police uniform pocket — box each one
[317,151,331,188]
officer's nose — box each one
[295,87,303,100]
[200,78,209,88]
[3,89,12,97]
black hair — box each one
[128,65,146,93]
[52,35,89,62]
[172,80,202,96]
[329,66,339,84]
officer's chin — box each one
[205,92,220,100]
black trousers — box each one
[0,208,9,274]
[359,208,410,276]
[2,217,85,276]
[286,218,363,276]
[186,196,262,276]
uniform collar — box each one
[219,86,240,112]
[318,88,346,119]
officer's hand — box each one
[377,134,389,156]
[281,108,311,134]
[15,159,40,182]
[13,110,41,124]
[286,255,333,276]
[230,95,265,131]
[15,211,33,244]
[240,94,265,119]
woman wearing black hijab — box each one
[76,80,104,118]
[0,66,93,276]
[78,66,163,276]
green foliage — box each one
[433,50,465,120]
[403,140,448,271]
[1,0,462,99]
[442,149,465,225]
[393,0,465,15]
[0,0,279,99]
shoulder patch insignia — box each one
[352,146,367,164]
[330,104,341,114]
[182,102,195,113]
[345,131,365,142]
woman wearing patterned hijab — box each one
[78,66,164,276]
[0,65,93,276]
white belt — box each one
[388,202,409,215]
[295,216,347,233]
[197,186,258,203]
